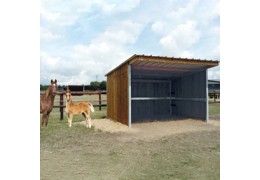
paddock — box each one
[106,54,219,127]
[41,110,220,179]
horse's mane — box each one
[45,85,53,98]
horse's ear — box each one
[51,79,53,84]
[54,79,57,84]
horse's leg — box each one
[70,115,73,127]
[67,114,70,127]
[42,113,46,127]
[82,112,89,128]
[87,113,92,128]
[68,114,73,127]
[42,112,47,127]
[45,112,51,126]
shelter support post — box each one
[206,69,209,122]
[128,64,132,128]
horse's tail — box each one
[89,103,95,112]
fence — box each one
[41,90,107,120]
[208,90,220,103]
[41,89,218,120]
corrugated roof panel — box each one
[106,54,219,76]
[132,61,209,72]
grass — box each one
[209,102,220,120]
[41,98,220,180]
[41,130,220,180]
[117,130,219,180]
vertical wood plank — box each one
[99,92,101,111]
[106,63,129,125]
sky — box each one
[40,0,220,85]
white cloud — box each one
[208,66,220,80]
[151,21,166,35]
[41,0,140,20]
[96,20,144,45]
[210,26,220,35]
[159,20,201,56]
[40,27,61,42]
[40,0,220,84]
[205,1,219,21]
[150,0,219,59]
[41,7,79,26]
[41,52,60,68]
[167,0,199,23]
[210,45,220,60]
[95,0,140,14]
[180,50,194,58]
[41,9,60,22]
[40,40,131,85]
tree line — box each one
[40,81,106,91]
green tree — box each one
[40,84,48,90]
[90,81,100,90]
[100,81,106,90]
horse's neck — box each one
[46,87,55,100]
[48,93,55,102]
[66,99,73,108]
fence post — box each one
[60,93,64,120]
[99,91,101,111]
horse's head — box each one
[66,87,71,102]
[46,79,57,97]
[50,79,57,94]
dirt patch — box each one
[78,118,219,141]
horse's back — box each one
[79,102,91,110]
[68,102,90,114]
[40,94,45,113]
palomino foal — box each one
[65,88,95,128]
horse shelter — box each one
[106,55,219,127]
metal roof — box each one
[208,80,220,84]
[105,54,219,77]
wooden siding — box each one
[107,64,129,125]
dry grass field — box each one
[40,94,220,180]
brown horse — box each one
[65,88,94,128]
[40,79,57,127]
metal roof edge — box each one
[133,54,219,64]
[105,54,219,76]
